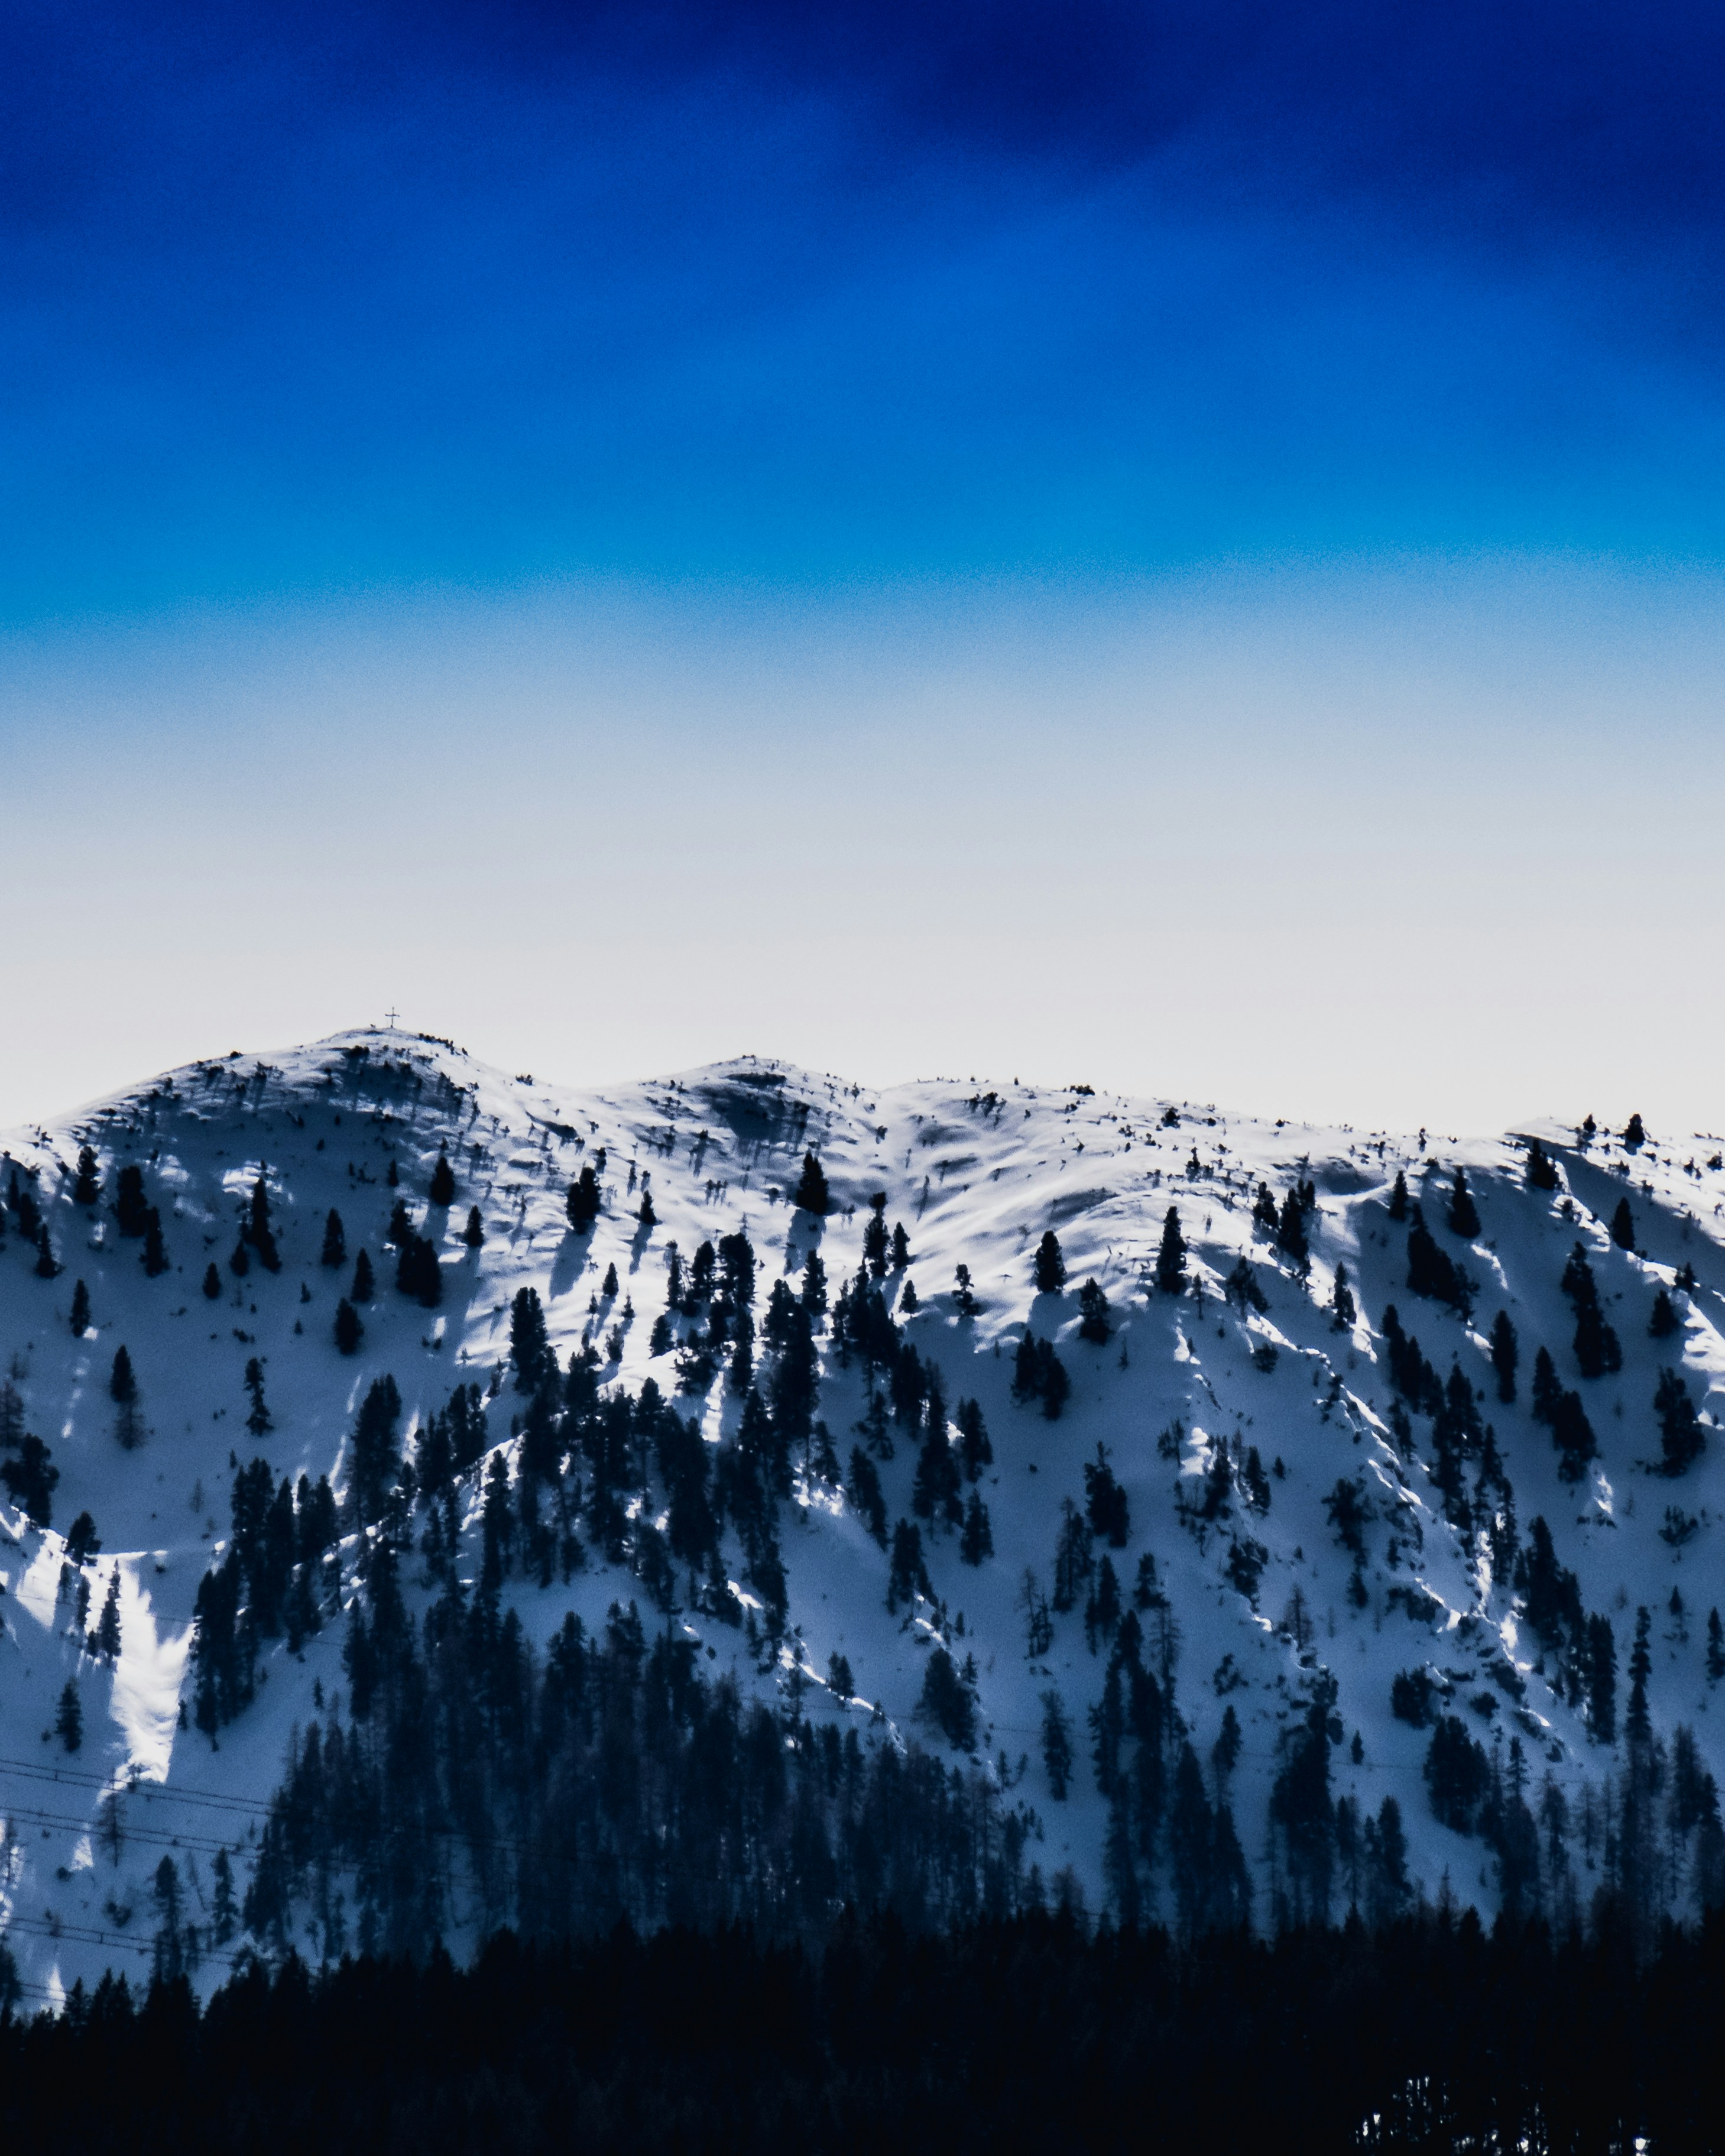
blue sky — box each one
[4,2,1723,1128]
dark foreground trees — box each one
[5,1911,1725,2155]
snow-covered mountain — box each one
[3,1030,1723,2005]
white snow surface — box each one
[1,1030,1723,2001]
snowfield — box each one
[2,1030,1722,2003]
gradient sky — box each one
[3,2,1723,1134]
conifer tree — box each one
[54,1680,82,1753]
[1490,1310,1519,1403]
[95,1565,122,1661]
[1034,1230,1066,1293]
[351,1249,375,1303]
[1078,1278,1112,1342]
[73,1147,100,1205]
[956,1398,992,1480]
[602,1262,619,1298]
[34,1222,59,1278]
[462,1205,485,1249]
[1,1432,57,1525]
[320,1209,347,1266]
[1331,1262,1356,1332]
[510,1286,553,1391]
[1447,1168,1480,1239]
[1525,1139,1559,1191]
[566,1166,601,1233]
[1649,1285,1679,1338]
[1531,1344,1562,1424]
[141,1208,170,1276]
[638,1188,657,1227]
[109,1346,136,1405]
[792,1150,831,1214]
[1040,1689,1075,1798]
[960,1489,994,1565]
[1387,1169,1409,1220]
[69,1278,90,1335]
[890,1222,910,1270]
[429,1150,456,1205]
[333,1298,364,1356]
[899,1278,919,1312]
[1624,1112,1647,1149]
[800,1249,828,1318]
[202,1261,222,1301]
[244,1357,272,1437]
[1655,1367,1705,1476]
[348,1375,403,1525]
[1586,1613,1617,1743]
[115,1163,149,1236]
[1708,1609,1725,1684]
[864,1197,889,1279]
[245,1174,281,1270]
[1275,1191,1309,1269]
[952,1262,978,1317]
[1083,1444,1130,1546]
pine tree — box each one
[566,1166,601,1233]
[1609,1197,1636,1250]
[1586,1613,1616,1743]
[210,1848,237,1945]
[115,1163,150,1236]
[1624,1113,1647,1149]
[956,1398,992,1480]
[244,1357,272,1436]
[864,1197,889,1279]
[510,1286,552,1391]
[1387,1169,1409,1220]
[1276,1191,1309,1269]
[602,1262,619,1298]
[320,1209,347,1266]
[1708,1609,1725,1684]
[246,1175,281,1270]
[1531,1344,1562,1425]
[141,1208,170,1276]
[1331,1262,1356,1332]
[351,1249,375,1303]
[1034,1230,1066,1293]
[348,1376,403,1525]
[69,1279,90,1335]
[1040,1689,1074,1798]
[890,1223,910,1270]
[34,1222,59,1278]
[54,1681,82,1753]
[638,1189,657,1227]
[95,1566,122,1661]
[109,1347,136,1405]
[1447,1168,1480,1238]
[333,1298,363,1355]
[1525,1138,1559,1191]
[73,1147,100,1206]
[1,1432,58,1525]
[1490,1311,1519,1403]
[952,1262,978,1318]
[1083,1444,1130,1546]
[792,1151,830,1215]
[959,1489,994,1565]
[202,1261,222,1301]
[1649,1285,1679,1338]
[899,1278,919,1313]
[429,1150,456,1205]
[1078,1278,1112,1343]
[1655,1367,1705,1476]
[462,1205,485,1249]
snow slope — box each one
[2,1032,1723,2002]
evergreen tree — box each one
[34,1222,59,1278]
[348,1375,403,1525]
[352,1249,375,1302]
[956,1397,992,1480]
[1649,1285,1679,1338]
[799,1248,828,1318]
[890,1222,910,1270]
[1387,1169,1409,1220]
[602,1262,620,1298]
[115,1163,150,1236]
[792,1150,831,1214]
[202,1261,222,1300]
[1708,1609,1725,1684]
[1078,1278,1112,1342]
[141,1207,170,1277]
[1586,1613,1617,1744]
[334,1298,363,1355]
[245,1175,281,1270]
[510,1286,552,1391]
[959,1489,994,1565]
[863,1197,889,1279]
[916,1646,977,1750]
[1331,1262,1356,1332]
[320,1209,346,1266]
[1490,1310,1519,1403]
[566,1166,601,1233]
[1033,1230,1066,1293]
[1624,1112,1647,1149]
[64,1510,101,1566]
[638,1188,657,1227]
[1083,1444,1130,1546]
[1552,1389,1598,1481]
[899,1278,919,1313]
[1524,1137,1559,1190]
[1040,1689,1075,1798]
[1447,1168,1480,1238]
[54,1680,82,1753]
[429,1150,456,1205]
[95,1565,123,1660]
[952,1262,978,1317]
[109,1346,137,1405]
[244,1356,272,1436]
[1275,1191,1309,1269]
[462,1205,485,1249]
[1531,1344,1563,1424]
[1610,1197,1636,1250]
[69,1278,90,1335]
[1,1432,57,1526]
[1655,1367,1705,1476]
[845,1448,888,1547]
[73,1146,100,1206]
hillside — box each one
[2,1031,1723,2006]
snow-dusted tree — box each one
[792,1150,830,1214]
[429,1149,456,1205]
[1033,1230,1066,1293]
